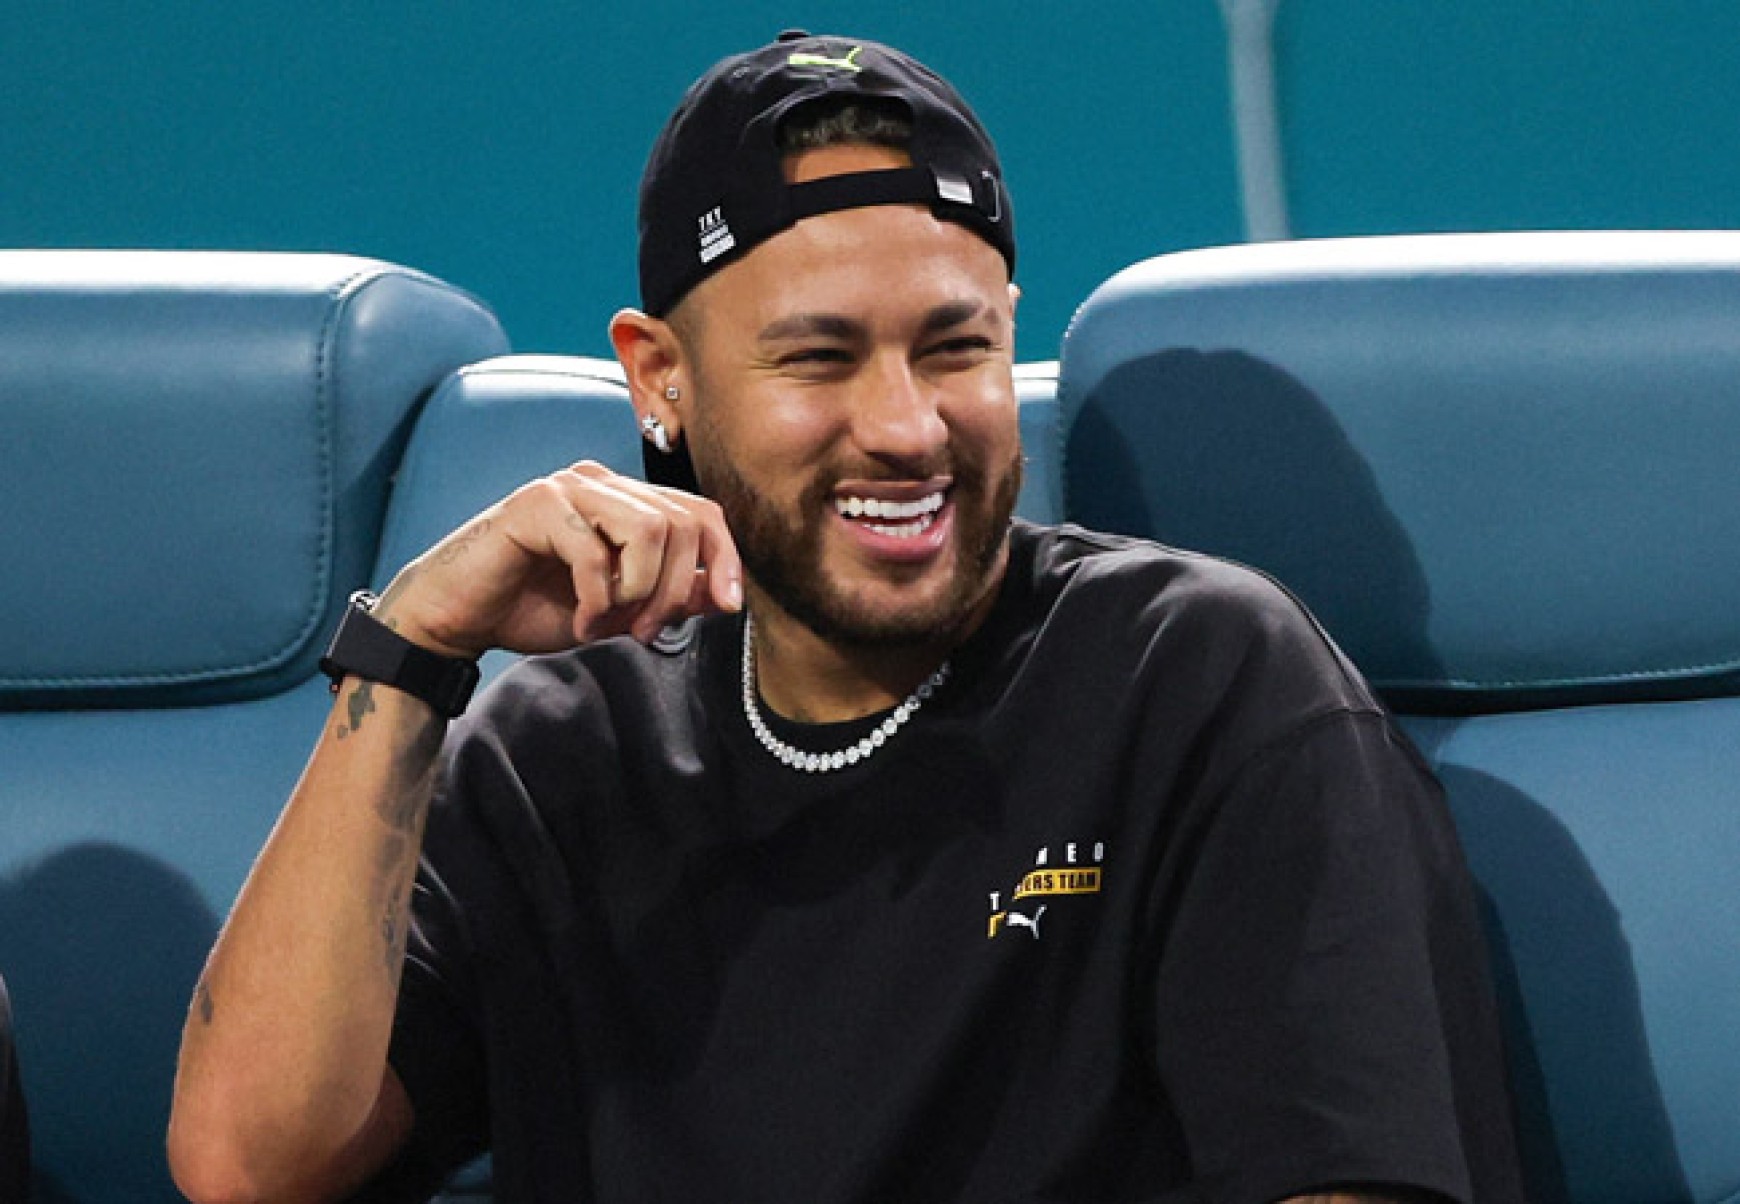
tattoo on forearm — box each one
[326,561,456,976]
[373,716,444,834]
[333,679,378,742]
[194,975,215,1025]
[366,713,443,977]
[372,832,414,976]
[381,893,408,973]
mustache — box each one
[800,455,981,504]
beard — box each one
[693,439,1023,651]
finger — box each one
[436,475,618,653]
[565,465,731,623]
[503,479,619,624]
[590,503,668,611]
[684,562,718,617]
[555,466,712,643]
[632,499,705,641]
[556,462,743,634]
[626,489,741,633]
[548,507,617,627]
[687,498,743,613]
[551,466,683,618]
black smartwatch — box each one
[319,590,480,719]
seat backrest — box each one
[0,251,507,1203]
[1057,232,1740,1204]
[1013,360,1065,525]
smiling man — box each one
[170,33,1526,1204]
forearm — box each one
[170,673,442,1200]
[168,472,739,1200]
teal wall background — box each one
[5,3,1739,360]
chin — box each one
[779,546,1004,651]
[705,439,1023,651]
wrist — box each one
[372,611,481,664]
[319,591,481,719]
[372,574,491,662]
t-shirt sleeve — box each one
[1150,710,1502,1204]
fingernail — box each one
[727,571,743,610]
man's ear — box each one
[609,307,687,436]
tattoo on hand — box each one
[434,517,492,566]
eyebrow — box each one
[919,299,991,336]
[757,312,861,343]
[755,299,993,344]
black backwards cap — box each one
[636,30,1016,491]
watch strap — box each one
[319,590,480,719]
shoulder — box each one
[1016,518,1287,598]
[427,618,732,854]
[1016,520,1291,606]
[1013,522,1363,673]
[1005,520,1386,720]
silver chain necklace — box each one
[740,613,950,773]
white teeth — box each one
[865,513,937,539]
[834,492,946,521]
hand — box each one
[375,461,742,659]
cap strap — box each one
[787,166,981,222]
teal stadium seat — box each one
[0,252,508,1203]
[0,286,1059,1202]
[1057,231,1740,1204]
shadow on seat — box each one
[1057,231,1740,1204]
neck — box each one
[747,576,1002,725]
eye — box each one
[778,346,856,374]
[924,335,995,360]
[783,344,850,362]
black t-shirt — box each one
[375,522,1525,1203]
[0,975,26,1204]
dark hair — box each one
[778,97,913,155]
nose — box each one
[849,354,948,468]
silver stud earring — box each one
[640,414,672,454]
[665,385,681,402]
